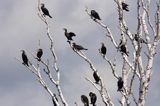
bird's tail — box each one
[38,58,41,61]
[49,15,52,18]
[26,63,29,66]
[117,88,123,92]
[84,48,88,50]
[93,104,96,106]
[23,62,29,66]
[125,52,129,56]
[125,8,129,11]
[102,55,105,58]
[95,81,99,84]
[142,40,147,44]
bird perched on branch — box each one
[117,77,124,92]
[91,10,101,20]
[134,34,147,44]
[63,28,76,41]
[89,92,97,106]
[93,71,100,84]
[81,95,89,106]
[72,43,88,51]
[37,48,43,61]
[100,42,107,58]
[118,40,129,56]
[21,50,29,66]
[122,2,129,12]
[41,3,52,18]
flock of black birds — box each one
[20,2,149,105]
[117,33,146,57]
[40,1,129,19]
[134,34,147,44]
[21,48,43,67]
[81,92,97,106]
[63,28,88,51]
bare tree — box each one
[17,0,160,106]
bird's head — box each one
[20,50,25,53]
[89,92,93,96]
[38,48,42,51]
[37,48,42,53]
[122,2,129,6]
[118,77,122,80]
[72,42,76,45]
[101,42,104,46]
[135,34,138,37]
[91,10,95,12]
[63,28,67,32]
[41,3,45,7]
[67,40,71,44]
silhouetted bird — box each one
[120,45,128,56]
[21,50,29,66]
[72,43,88,51]
[118,40,129,56]
[89,92,97,106]
[81,95,89,106]
[117,77,124,91]
[100,43,107,58]
[91,10,101,20]
[122,2,129,11]
[134,34,147,44]
[37,48,43,61]
[93,71,100,84]
[63,28,76,41]
[41,3,52,18]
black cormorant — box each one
[117,77,124,91]
[41,3,52,18]
[100,42,107,58]
[63,28,76,41]
[37,48,43,61]
[91,10,101,20]
[118,40,129,56]
[89,92,97,106]
[122,2,129,11]
[21,50,29,66]
[72,43,88,51]
[81,95,89,106]
[134,34,147,44]
[93,71,100,84]
[120,44,128,56]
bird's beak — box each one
[41,3,44,6]
[101,42,103,45]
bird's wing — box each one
[69,32,76,36]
